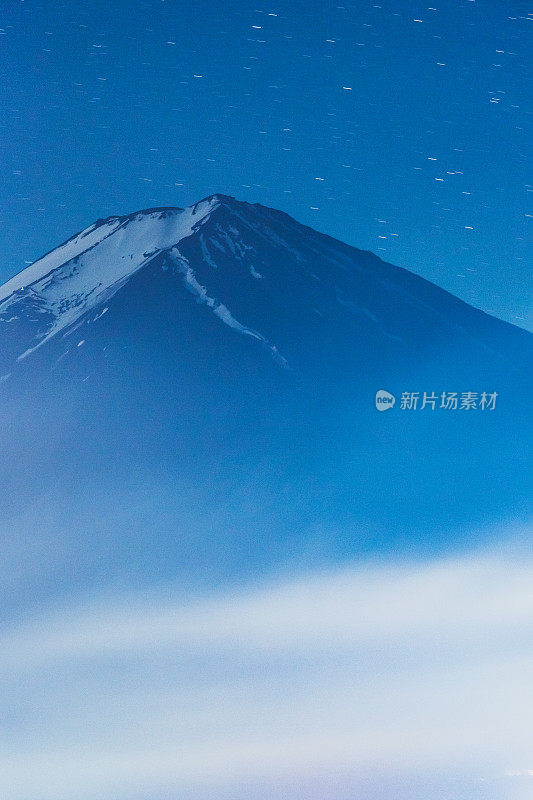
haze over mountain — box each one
[0,194,531,612]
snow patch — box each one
[171,249,288,367]
[2,199,220,361]
[93,307,108,322]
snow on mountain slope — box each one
[0,199,226,359]
[0,195,294,367]
[0,193,530,380]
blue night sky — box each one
[1,0,531,329]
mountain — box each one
[1,194,531,609]
[0,194,530,377]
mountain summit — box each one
[0,195,531,608]
[0,194,529,377]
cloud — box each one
[2,540,533,800]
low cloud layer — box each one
[2,541,533,800]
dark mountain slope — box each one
[0,194,530,610]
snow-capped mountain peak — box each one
[0,193,530,379]
[0,197,227,305]
[0,196,224,360]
